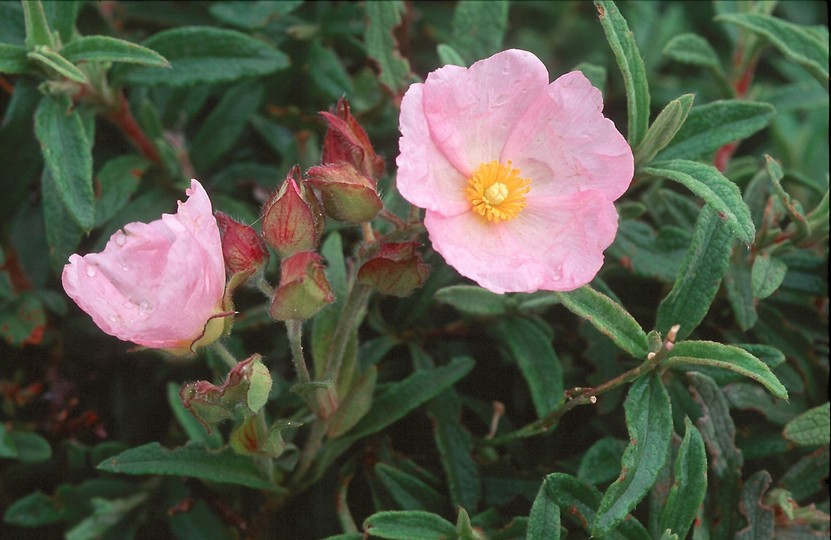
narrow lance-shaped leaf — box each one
[593,374,673,536]
[493,317,563,417]
[34,93,95,230]
[716,12,829,89]
[594,0,650,147]
[0,43,30,74]
[782,402,830,447]
[665,340,788,399]
[765,155,810,238]
[365,1,412,94]
[363,511,457,540]
[544,473,651,540]
[635,94,695,167]
[656,101,775,161]
[735,470,775,540]
[687,372,743,539]
[751,252,788,299]
[656,206,734,340]
[27,46,88,83]
[555,285,649,358]
[449,0,509,65]
[60,35,170,67]
[22,0,55,49]
[659,418,707,539]
[663,33,722,70]
[527,481,561,540]
[645,160,755,245]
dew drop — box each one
[114,232,127,246]
[501,66,510,75]
[123,300,134,309]
[85,265,97,277]
[550,264,563,280]
[108,314,119,323]
[121,264,129,272]
[138,301,152,317]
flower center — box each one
[466,160,531,223]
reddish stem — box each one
[103,91,161,164]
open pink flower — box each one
[62,180,227,354]
[396,49,633,293]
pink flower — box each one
[396,49,633,293]
[62,180,227,354]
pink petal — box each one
[61,180,225,350]
[425,190,619,293]
[502,71,633,201]
[422,49,550,177]
[397,83,470,216]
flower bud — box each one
[179,354,271,430]
[270,251,335,321]
[358,242,430,297]
[215,212,269,278]
[261,167,325,257]
[321,97,385,179]
[307,162,383,224]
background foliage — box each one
[0,1,828,539]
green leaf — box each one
[544,473,650,540]
[573,61,607,90]
[662,33,721,70]
[765,155,811,239]
[346,357,475,441]
[735,470,775,540]
[493,317,563,417]
[527,482,561,540]
[608,220,690,282]
[436,43,466,67]
[93,155,147,227]
[593,374,673,536]
[365,1,412,94]
[190,80,265,172]
[435,285,508,316]
[716,12,829,89]
[665,340,788,399]
[634,94,695,167]
[724,252,758,331]
[307,40,353,100]
[687,372,743,539]
[117,26,288,86]
[578,438,627,485]
[65,493,147,540]
[655,206,734,340]
[594,0,650,147]
[22,0,55,48]
[0,43,29,73]
[34,93,94,229]
[751,252,788,299]
[658,418,707,539]
[555,285,649,359]
[42,168,86,272]
[657,101,775,161]
[780,446,829,501]
[449,0,509,65]
[363,510,457,540]
[44,1,81,44]
[375,463,445,513]
[61,35,169,67]
[327,366,377,438]
[6,430,52,463]
[96,442,279,491]
[782,402,830,446]
[209,1,302,29]
[27,45,87,83]
[645,160,755,245]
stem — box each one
[285,319,311,384]
[322,283,372,381]
[103,90,161,164]
[291,417,328,483]
[481,327,679,446]
[256,277,274,299]
[210,341,238,369]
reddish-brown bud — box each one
[321,97,385,179]
[307,162,383,224]
[358,242,430,297]
[270,251,335,320]
[261,167,325,257]
[215,212,269,278]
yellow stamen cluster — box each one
[466,160,531,223]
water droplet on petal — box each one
[123,300,134,308]
[85,265,97,277]
[138,301,152,318]
[501,66,510,75]
[121,264,129,272]
[114,232,127,246]
[108,314,119,323]
[550,264,563,280]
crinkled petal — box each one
[61,180,225,350]
[425,190,619,293]
[397,83,470,216]
[422,49,549,177]
[503,71,633,201]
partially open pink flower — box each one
[396,49,633,293]
[62,180,227,354]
